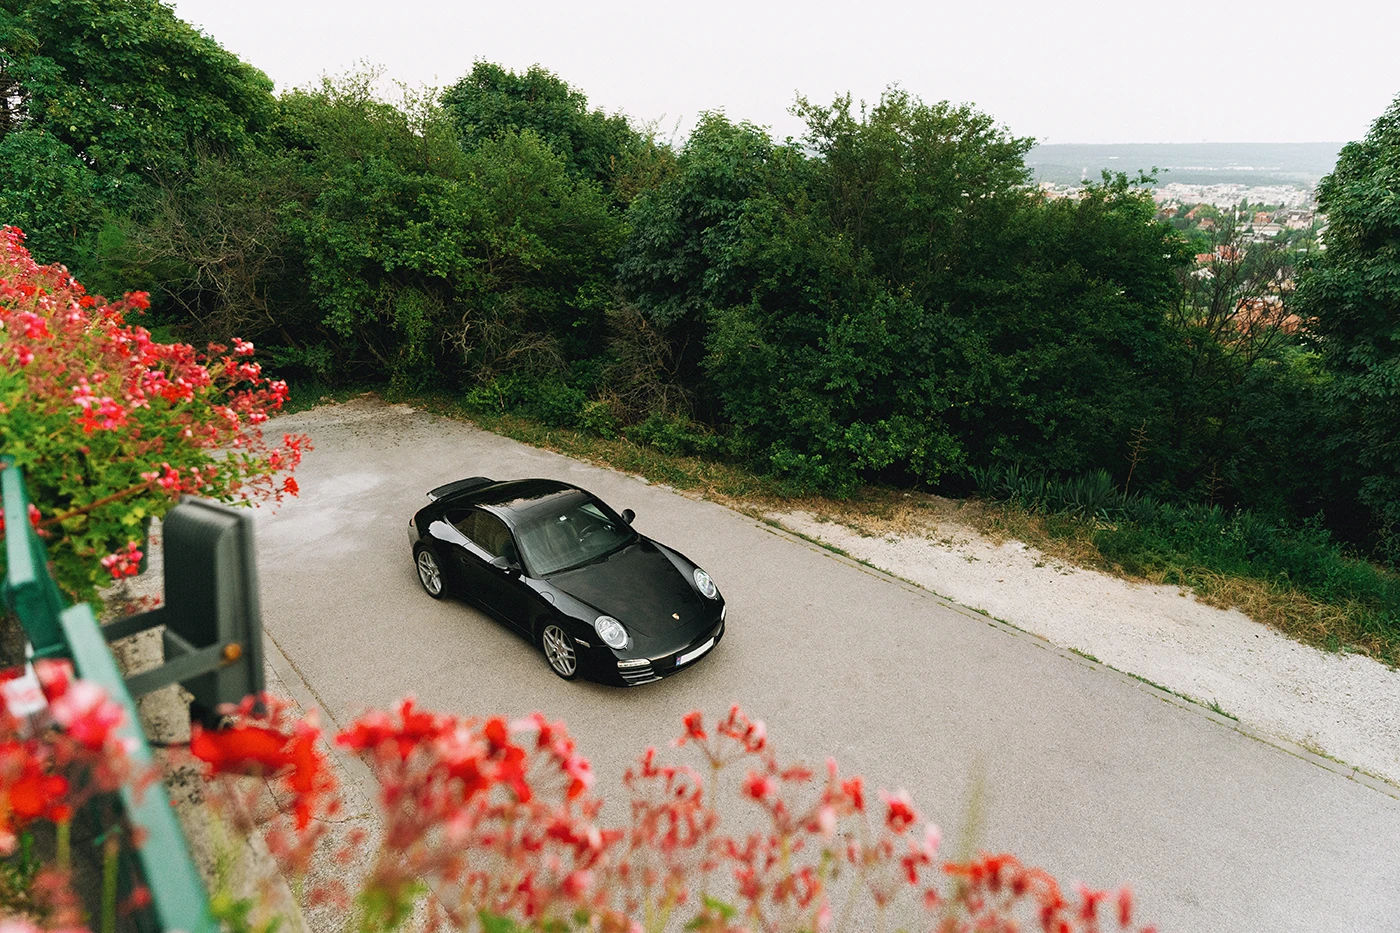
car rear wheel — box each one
[414,546,445,599]
[540,623,578,680]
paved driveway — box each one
[253,398,1400,932]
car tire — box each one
[539,623,579,680]
[414,545,446,599]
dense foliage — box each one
[1,0,1395,563]
[1293,97,1400,561]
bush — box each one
[463,373,589,428]
[627,413,723,458]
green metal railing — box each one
[2,459,243,933]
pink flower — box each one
[48,679,126,750]
[98,541,143,579]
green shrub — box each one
[577,400,620,439]
[463,373,589,428]
[976,463,1400,646]
[627,413,722,458]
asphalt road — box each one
[252,398,1400,932]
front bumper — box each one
[587,609,726,687]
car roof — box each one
[464,479,591,521]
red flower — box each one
[743,771,776,801]
[122,885,154,913]
[191,723,293,774]
[679,711,706,744]
[483,716,509,750]
[563,752,593,800]
[283,476,299,497]
[882,788,916,833]
[99,541,143,579]
[285,721,331,830]
[7,764,69,822]
[841,775,865,811]
[48,679,126,750]
[1077,883,1108,922]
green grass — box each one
[1207,698,1238,721]
[980,498,1400,666]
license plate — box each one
[676,637,715,666]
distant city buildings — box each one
[1035,180,1316,210]
[1034,179,1325,249]
[1151,182,1316,210]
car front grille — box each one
[619,662,661,685]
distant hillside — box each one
[1025,142,1343,188]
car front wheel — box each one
[414,546,445,599]
[540,623,579,680]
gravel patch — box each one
[773,509,1400,787]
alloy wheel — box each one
[416,549,442,596]
[541,624,578,678]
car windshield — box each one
[514,497,636,576]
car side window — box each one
[473,512,515,559]
[445,508,478,540]
[446,507,514,559]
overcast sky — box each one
[168,0,1398,145]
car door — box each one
[444,507,532,631]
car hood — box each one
[547,539,715,647]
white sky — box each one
[167,0,1399,145]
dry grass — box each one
[1159,570,1391,663]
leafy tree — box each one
[618,114,785,331]
[1294,94,1400,557]
[107,146,307,347]
[0,0,275,191]
[441,62,643,195]
[943,175,1185,479]
[620,105,1192,493]
[795,88,1034,306]
[0,130,102,271]
[270,75,472,381]
[453,129,623,370]
[1161,218,1321,508]
[267,74,623,388]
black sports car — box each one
[407,477,725,685]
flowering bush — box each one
[187,700,1157,933]
[0,226,308,602]
[0,661,149,930]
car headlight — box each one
[693,568,718,599]
[594,615,628,649]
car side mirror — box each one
[490,554,521,575]
[621,508,635,525]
